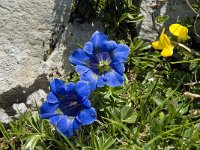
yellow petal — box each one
[179,26,188,41]
[161,47,173,57]
[159,28,166,41]
[152,28,173,50]
[152,29,167,50]
[169,24,182,36]
[169,24,188,41]
[160,33,172,48]
[152,41,163,50]
[160,29,172,48]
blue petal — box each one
[80,98,91,109]
[104,70,124,87]
[75,65,90,75]
[64,82,75,93]
[104,40,117,51]
[112,44,130,63]
[50,115,61,125]
[47,92,59,104]
[50,79,66,95]
[76,107,97,125]
[75,81,90,98]
[73,118,82,130]
[50,115,82,136]
[69,48,89,66]
[83,42,93,55]
[53,115,74,137]
[97,75,106,87]
[39,102,59,119]
[80,70,98,91]
[90,31,108,50]
[111,62,125,74]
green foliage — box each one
[1,64,200,149]
[1,32,200,150]
[155,15,169,24]
[0,1,200,150]
[71,0,143,41]
[96,0,107,15]
[191,1,200,12]
[126,37,156,75]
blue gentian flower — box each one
[69,31,130,91]
[39,79,97,137]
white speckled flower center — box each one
[98,60,110,73]
[90,52,111,75]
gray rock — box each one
[137,0,196,41]
[0,108,11,123]
[0,0,103,123]
[12,103,27,117]
[26,89,47,107]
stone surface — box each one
[12,103,27,117]
[0,109,11,123]
[0,0,103,123]
[137,0,196,41]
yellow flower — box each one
[152,29,174,57]
[169,24,188,42]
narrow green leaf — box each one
[0,123,11,140]
[24,135,41,150]
[118,13,136,23]
[103,137,116,150]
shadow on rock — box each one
[0,74,49,116]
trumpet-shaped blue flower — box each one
[69,31,130,91]
[39,79,97,137]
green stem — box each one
[172,41,191,53]
[170,58,200,64]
